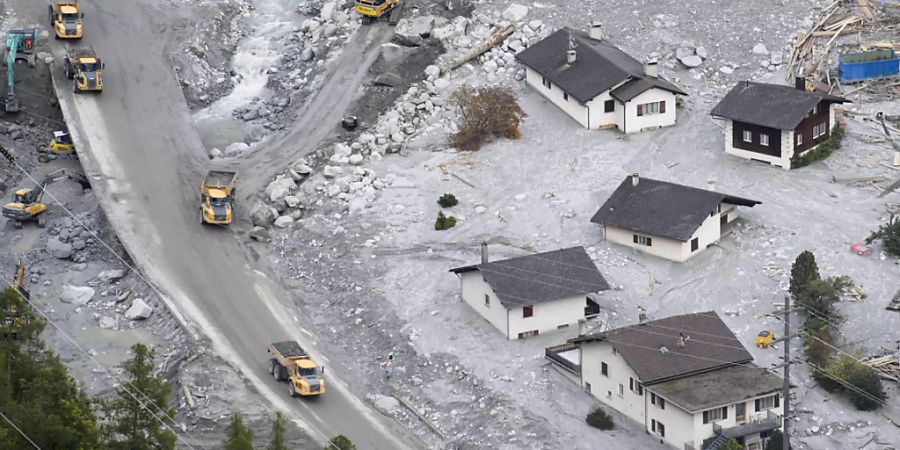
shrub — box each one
[722,438,744,450]
[326,435,357,450]
[789,250,820,300]
[585,407,614,430]
[822,355,859,393]
[438,193,458,208]
[449,85,526,151]
[790,124,844,169]
[765,429,787,450]
[867,214,900,256]
[847,363,885,411]
[434,211,457,230]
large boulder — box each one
[60,285,95,305]
[679,55,703,68]
[265,176,297,203]
[374,72,404,87]
[225,142,250,158]
[323,165,343,178]
[380,43,405,64]
[249,226,271,242]
[250,201,278,227]
[502,4,529,21]
[97,269,126,283]
[319,1,336,21]
[47,238,73,260]
[125,298,153,320]
[273,215,295,228]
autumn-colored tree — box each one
[450,85,526,151]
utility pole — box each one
[783,295,791,450]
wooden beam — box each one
[393,394,447,438]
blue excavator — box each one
[3,28,38,113]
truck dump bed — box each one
[202,170,237,194]
[269,341,307,358]
[67,47,96,60]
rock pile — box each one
[46,215,100,263]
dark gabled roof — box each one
[515,28,686,103]
[449,246,610,307]
[649,364,783,412]
[590,175,761,242]
[710,81,848,130]
[570,311,753,385]
[610,77,684,102]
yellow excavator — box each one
[355,0,403,25]
[49,2,84,40]
[38,130,77,163]
[2,169,90,228]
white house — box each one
[553,311,784,450]
[710,80,848,170]
[449,245,609,340]
[590,174,761,262]
[515,24,686,133]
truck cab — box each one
[49,2,84,39]
[65,49,103,93]
[201,189,233,225]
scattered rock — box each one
[125,298,153,320]
[273,215,295,228]
[370,394,400,415]
[502,4,529,22]
[98,269,126,283]
[116,289,132,303]
[71,239,86,250]
[266,176,297,203]
[680,55,703,68]
[695,46,708,60]
[250,226,272,242]
[720,66,734,74]
[225,142,250,158]
[208,148,223,159]
[374,72,404,87]
[752,43,769,55]
[349,154,364,165]
[47,238,73,260]
[250,201,278,228]
[60,285,95,305]
[97,316,116,329]
[324,165,343,178]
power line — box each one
[794,359,892,410]
[0,409,42,449]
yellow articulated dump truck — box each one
[64,47,104,93]
[355,0,402,24]
[267,341,325,397]
[200,170,237,225]
[49,2,84,39]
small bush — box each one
[326,435,357,450]
[722,438,744,450]
[585,407,614,430]
[867,214,900,256]
[822,355,859,393]
[791,124,844,169]
[449,85,526,151]
[847,363,886,411]
[765,430,787,450]
[438,193,458,208]
[434,211,457,231]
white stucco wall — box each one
[459,271,509,337]
[603,204,735,262]
[525,67,589,128]
[621,88,677,133]
[580,341,647,423]
[507,294,589,339]
[644,390,694,449]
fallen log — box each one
[439,25,516,75]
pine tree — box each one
[103,343,176,450]
[326,434,357,450]
[789,250,820,300]
[224,414,254,450]
[266,412,288,450]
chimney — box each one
[638,306,647,324]
[589,21,603,41]
[643,56,658,78]
[566,49,577,65]
[631,173,640,187]
[676,333,690,348]
[481,242,488,265]
[794,76,806,91]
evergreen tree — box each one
[103,343,176,450]
[326,434,356,450]
[0,288,101,449]
[789,250,820,300]
[847,364,886,411]
[266,412,288,450]
[224,414,254,450]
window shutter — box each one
[659,101,666,114]
[630,378,634,391]
[774,394,780,408]
[722,407,727,419]
[755,399,761,412]
[703,411,709,424]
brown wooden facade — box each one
[793,100,831,155]
[732,122,782,157]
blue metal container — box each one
[839,50,900,83]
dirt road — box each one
[11,0,418,448]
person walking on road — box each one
[382,355,394,379]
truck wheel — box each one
[14,221,22,230]
[289,382,298,398]
[200,209,206,225]
[38,154,50,164]
[272,363,280,381]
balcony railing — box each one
[715,410,782,440]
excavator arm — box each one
[5,33,21,112]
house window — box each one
[618,384,624,397]
[742,130,752,143]
[702,407,728,424]
[651,392,665,409]
[563,92,569,101]
[796,133,803,146]
[601,362,608,376]
[523,305,534,318]
[542,76,551,89]
[813,123,827,138]
[633,235,652,246]
[651,419,666,437]
[517,330,539,339]
[691,238,699,252]
[630,377,643,396]
[484,294,490,307]
[637,101,664,117]
[604,99,615,113]
[755,394,779,411]
[760,134,770,146]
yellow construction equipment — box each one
[266,341,325,397]
[64,47,103,93]
[49,2,84,40]
[756,329,775,348]
[38,130,77,163]
[2,169,90,229]
[2,260,29,339]
[355,0,403,24]
[200,170,237,225]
